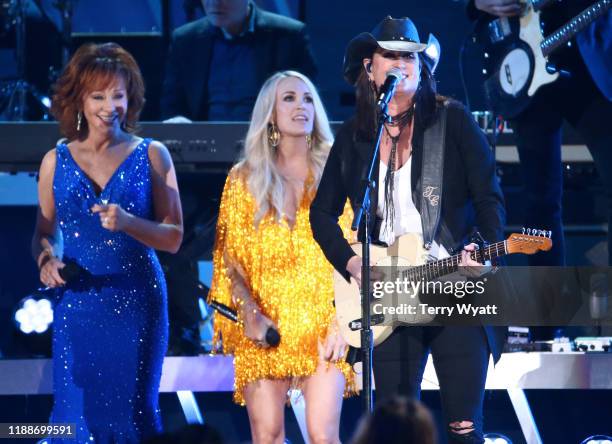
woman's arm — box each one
[319,317,348,363]
[32,150,66,287]
[224,251,277,346]
[207,170,276,347]
[92,141,183,253]
[456,104,506,243]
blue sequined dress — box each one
[50,138,168,443]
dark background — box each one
[0,1,609,442]
[0,0,485,121]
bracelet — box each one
[36,248,54,270]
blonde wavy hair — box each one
[236,71,334,226]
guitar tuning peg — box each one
[522,227,526,235]
[548,230,552,238]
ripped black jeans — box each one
[373,326,490,443]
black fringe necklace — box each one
[382,104,415,234]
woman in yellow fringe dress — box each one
[208,70,355,444]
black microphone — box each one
[376,68,403,112]
[58,261,83,283]
[209,300,281,347]
[38,260,84,293]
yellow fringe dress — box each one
[208,167,356,405]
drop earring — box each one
[267,122,280,148]
[76,111,82,132]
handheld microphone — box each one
[37,260,84,294]
[376,68,403,112]
[59,261,83,283]
[209,300,281,347]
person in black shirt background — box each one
[161,0,317,122]
[467,0,612,266]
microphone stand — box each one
[351,103,390,414]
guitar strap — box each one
[419,101,448,250]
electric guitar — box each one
[470,0,611,118]
[333,230,552,348]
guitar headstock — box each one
[506,228,553,255]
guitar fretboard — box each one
[541,0,611,57]
[400,240,508,282]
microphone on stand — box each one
[209,300,281,347]
[376,68,403,112]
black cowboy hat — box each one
[343,16,440,85]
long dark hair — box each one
[354,53,440,141]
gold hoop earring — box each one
[76,111,82,132]
[306,133,312,150]
[267,122,280,148]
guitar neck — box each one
[403,240,507,282]
[541,0,611,57]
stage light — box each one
[484,433,512,444]
[581,435,612,444]
[14,296,53,334]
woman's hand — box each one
[346,255,362,286]
[240,300,278,348]
[475,0,523,17]
[346,255,384,287]
[319,320,348,363]
[459,243,491,278]
[39,255,66,288]
[92,203,132,232]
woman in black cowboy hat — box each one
[310,16,506,443]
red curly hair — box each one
[51,42,145,140]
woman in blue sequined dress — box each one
[32,43,183,443]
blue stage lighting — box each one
[581,436,612,444]
[14,296,53,334]
[484,433,513,444]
